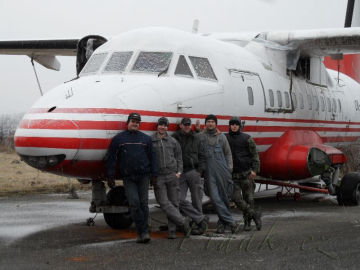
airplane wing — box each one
[257,27,360,57]
[0,39,78,71]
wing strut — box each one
[30,58,44,96]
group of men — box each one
[106,112,261,244]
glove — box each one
[150,176,157,186]
[107,177,115,189]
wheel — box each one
[103,186,133,229]
[337,172,360,206]
[276,192,283,201]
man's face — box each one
[230,123,240,132]
[180,123,191,134]
[205,119,216,130]
[127,119,140,131]
[157,124,168,135]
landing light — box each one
[20,154,66,169]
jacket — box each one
[225,130,260,177]
[172,129,205,174]
[151,132,183,175]
[106,130,157,179]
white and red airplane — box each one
[1,1,360,229]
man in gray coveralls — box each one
[173,117,209,235]
[151,117,191,239]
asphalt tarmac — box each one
[0,189,359,270]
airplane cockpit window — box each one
[81,53,107,75]
[277,90,283,108]
[132,52,173,73]
[284,92,290,108]
[247,87,254,105]
[188,56,217,81]
[104,52,133,73]
[269,89,274,107]
[175,55,193,78]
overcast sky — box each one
[0,0,348,114]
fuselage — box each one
[14,27,360,180]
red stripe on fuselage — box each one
[18,119,360,133]
[27,107,360,125]
[14,135,358,150]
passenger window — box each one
[327,97,332,112]
[299,93,304,109]
[307,94,312,110]
[104,51,133,73]
[269,89,274,107]
[338,99,342,112]
[332,98,337,113]
[81,53,107,74]
[247,87,254,105]
[291,92,297,109]
[132,52,173,73]
[277,90,283,107]
[320,96,325,111]
[175,55,193,78]
[189,56,217,80]
[284,92,290,108]
[314,96,319,111]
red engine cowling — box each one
[260,130,346,180]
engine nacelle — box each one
[260,130,346,180]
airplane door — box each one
[228,70,265,116]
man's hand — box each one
[175,172,181,179]
[107,177,115,189]
[249,171,256,180]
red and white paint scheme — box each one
[1,24,360,223]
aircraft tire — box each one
[103,186,133,229]
[336,172,360,206]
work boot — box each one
[197,216,209,234]
[216,222,225,234]
[243,216,251,231]
[230,222,241,234]
[142,232,151,243]
[168,231,177,239]
[182,217,192,236]
[136,234,144,243]
[253,211,262,231]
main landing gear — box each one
[89,181,133,229]
[321,166,360,206]
[336,172,360,206]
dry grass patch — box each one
[0,150,90,196]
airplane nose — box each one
[14,113,81,170]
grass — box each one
[0,148,91,196]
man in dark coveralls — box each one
[225,116,262,231]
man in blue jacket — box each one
[107,112,157,244]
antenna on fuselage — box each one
[192,19,199,33]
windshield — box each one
[80,53,107,75]
[103,51,133,73]
[132,52,173,73]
